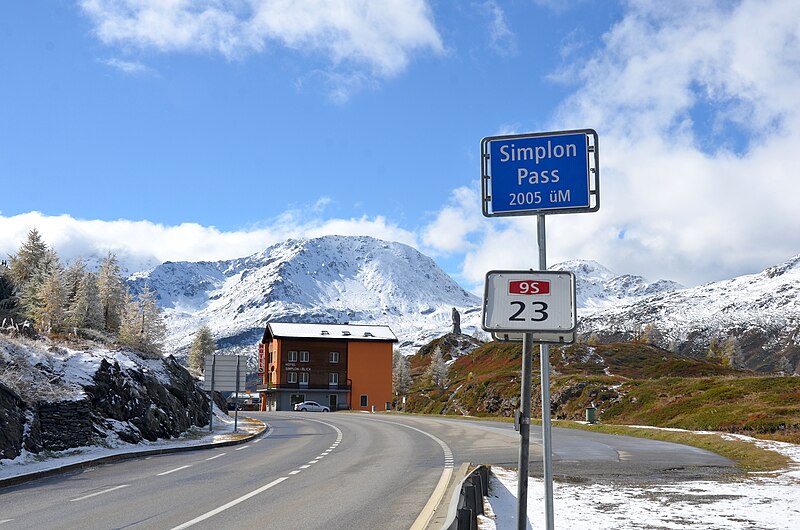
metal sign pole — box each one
[234,355,240,433]
[538,214,555,530]
[209,354,216,432]
[517,333,534,529]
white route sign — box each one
[481,270,576,334]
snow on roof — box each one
[266,322,398,342]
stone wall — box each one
[0,354,212,460]
[0,382,26,460]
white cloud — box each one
[438,0,800,288]
[100,57,153,75]
[482,1,517,56]
[80,0,444,97]
[0,210,417,275]
[422,186,484,253]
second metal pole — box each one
[516,332,533,529]
[538,214,555,530]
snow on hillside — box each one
[579,254,800,371]
[128,236,482,357]
[126,234,798,371]
[550,260,682,315]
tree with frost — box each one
[66,272,103,330]
[9,231,60,325]
[37,266,66,333]
[97,252,125,332]
[641,323,662,346]
[392,350,412,396]
[7,228,48,289]
[63,259,87,308]
[426,345,449,391]
[0,263,20,325]
[118,284,167,357]
[722,336,745,369]
[777,356,793,375]
[706,338,724,364]
[189,324,216,374]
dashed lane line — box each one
[368,418,455,530]
[156,465,192,476]
[170,418,343,530]
[69,484,130,502]
[205,453,226,461]
[169,477,289,530]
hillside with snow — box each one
[126,235,799,373]
[549,260,683,315]
[579,255,800,372]
[127,236,482,358]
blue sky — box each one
[2,1,800,292]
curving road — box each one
[0,413,735,529]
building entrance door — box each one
[329,394,338,411]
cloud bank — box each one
[0,211,416,275]
[81,0,443,96]
[424,0,800,288]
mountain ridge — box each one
[127,236,799,373]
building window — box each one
[360,395,368,407]
[287,372,297,383]
[269,351,274,363]
[300,372,309,385]
[300,350,310,363]
[329,372,339,385]
[288,350,298,362]
[329,351,339,363]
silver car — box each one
[293,400,330,412]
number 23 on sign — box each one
[481,270,576,333]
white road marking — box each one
[288,470,301,475]
[369,418,455,530]
[300,465,310,469]
[205,453,226,461]
[170,477,288,530]
[157,465,192,476]
[70,484,129,502]
[234,445,250,451]
[0,519,15,525]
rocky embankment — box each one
[0,335,211,461]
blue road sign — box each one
[481,129,599,217]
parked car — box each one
[293,400,330,412]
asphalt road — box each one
[0,413,735,529]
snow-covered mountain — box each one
[126,234,799,373]
[579,255,800,372]
[549,260,683,315]
[127,236,482,358]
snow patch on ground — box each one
[481,428,800,529]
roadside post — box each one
[203,354,247,433]
[234,354,241,432]
[481,129,599,530]
[209,355,216,432]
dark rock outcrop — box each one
[1,352,211,461]
[0,382,26,460]
[86,356,211,443]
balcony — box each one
[256,383,351,392]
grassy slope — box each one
[405,338,800,445]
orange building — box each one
[257,322,397,412]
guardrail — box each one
[441,465,490,530]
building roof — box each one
[263,322,398,343]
